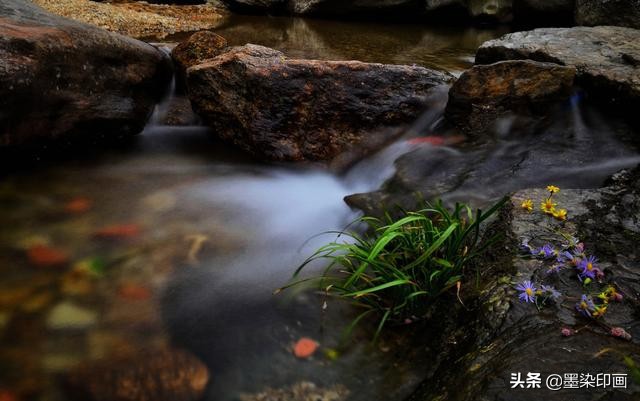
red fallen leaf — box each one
[0,390,17,401]
[65,197,92,214]
[94,224,140,239]
[27,245,69,268]
[118,284,152,301]
[407,135,466,146]
[293,337,319,359]
[407,136,446,146]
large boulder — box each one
[186,44,453,162]
[0,0,171,148]
[476,27,640,112]
[575,0,640,29]
[445,60,575,134]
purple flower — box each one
[541,285,561,300]
[515,280,537,303]
[561,327,575,337]
[520,238,534,254]
[575,294,596,317]
[537,244,557,259]
[545,264,563,275]
[559,250,581,268]
[578,256,600,280]
[572,242,585,256]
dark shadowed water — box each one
[1,15,639,401]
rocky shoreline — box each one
[31,0,227,39]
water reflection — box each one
[168,15,507,72]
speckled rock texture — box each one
[186,44,453,162]
[0,0,171,149]
[476,26,640,112]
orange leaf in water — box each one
[94,224,140,239]
[0,390,17,401]
[118,284,152,301]
[26,245,69,268]
[407,135,466,146]
[65,197,92,214]
[293,337,319,359]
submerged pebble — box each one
[46,302,98,331]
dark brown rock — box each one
[0,0,171,149]
[575,0,640,29]
[476,27,640,112]
[446,60,575,134]
[186,44,453,162]
[65,347,210,401]
[172,30,228,73]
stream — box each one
[1,15,639,401]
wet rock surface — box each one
[172,30,228,75]
[65,347,210,401]
[446,60,575,134]
[33,0,226,39]
[408,172,640,400]
[186,44,453,162]
[475,26,640,112]
[0,0,171,149]
[575,0,640,29]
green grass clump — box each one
[289,197,507,341]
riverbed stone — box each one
[0,0,171,149]
[445,60,575,134]
[46,302,98,331]
[575,0,640,29]
[475,26,640,112]
[65,347,210,401]
[186,44,453,162]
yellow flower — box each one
[521,199,533,212]
[546,185,560,193]
[592,305,607,318]
[541,199,557,215]
[553,209,567,221]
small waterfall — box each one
[148,74,177,127]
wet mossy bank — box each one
[372,169,640,401]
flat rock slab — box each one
[187,44,453,162]
[475,26,640,111]
[0,0,171,148]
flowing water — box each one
[1,16,639,401]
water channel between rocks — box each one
[1,15,639,401]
